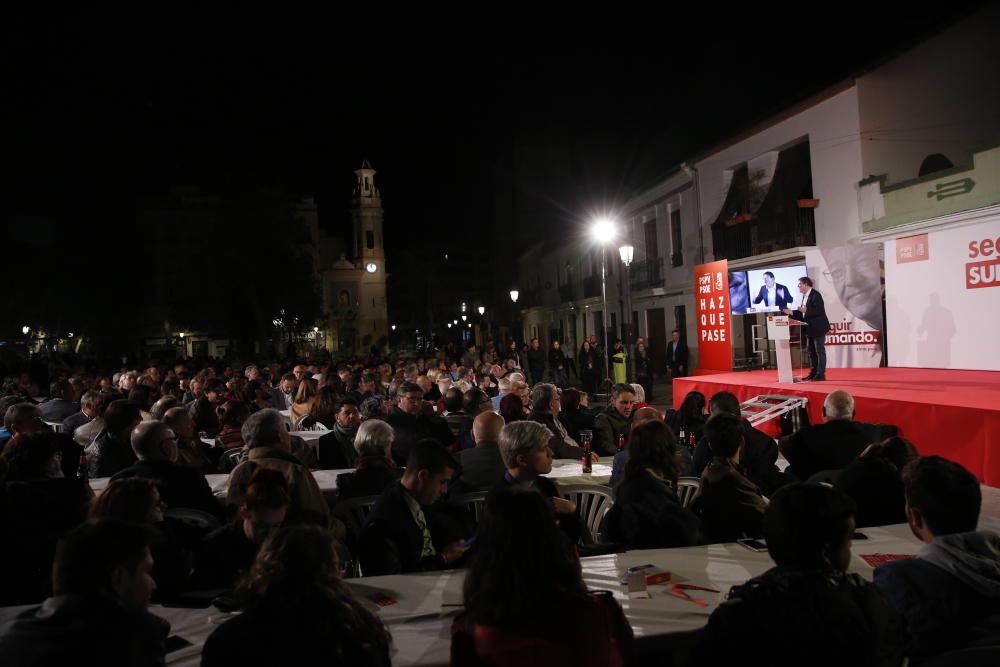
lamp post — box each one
[618,244,635,383]
[509,290,519,345]
[591,219,616,393]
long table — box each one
[0,524,920,667]
[88,460,613,498]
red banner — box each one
[694,260,733,371]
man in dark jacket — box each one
[335,420,401,499]
[316,399,361,470]
[38,380,80,424]
[666,329,689,378]
[0,519,169,667]
[188,378,224,436]
[87,399,142,478]
[783,276,831,381]
[193,469,289,591]
[526,383,593,461]
[385,381,454,465]
[491,420,584,545]
[690,391,788,496]
[359,440,469,576]
[111,420,222,518]
[61,390,100,439]
[697,483,903,667]
[592,383,636,456]
[695,414,768,543]
[780,390,872,482]
[453,412,507,493]
[526,338,547,385]
[874,456,1000,662]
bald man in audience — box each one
[452,412,507,492]
[780,390,872,482]
[610,406,663,487]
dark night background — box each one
[2,3,988,354]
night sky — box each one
[4,4,988,290]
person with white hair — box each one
[629,383,647,409]
[336,419,401,499]
[780,390,873,482]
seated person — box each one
[780,390,872,482]
[694,413,768,543]
[689,391,787,496]
[452,485,633,667]
[558,387,594,446]
[0,520,169,667]
[359,439,469,576]
[664,390,707,445]
[491,421,584,545]
[37,379,80,424]
[193,469,289,592]
[527,383,593,461]
[453,411,507,493]
[71,392,109,449]
[227,409,329,526]
[0,432,94,604]
[609,406,666,488]
[87,399,142,478]
[696,483,903,667]
[385,381,455,465]
[316,399,361,470]
[605,420,699,549]
[335,420,401,500]
[874,456,1000,663]
[213,400,250,451]
[201,525,390,667]
[591,384,635,457]
[833,437,918,528]
[188,378,224,436]
[90,478,194,602]
[163,405,219,472]
[111,420,221,519]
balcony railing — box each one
[630,257,665,290]
[712,206,816,261]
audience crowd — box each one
[0,343,997,666]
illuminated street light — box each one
[477,306,485,316]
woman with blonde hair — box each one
[289,378,317,427]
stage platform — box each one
[674,368,1000,486]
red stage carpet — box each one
[673,368,1000,486]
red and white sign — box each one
[896,233,929,263]
[694,260,733,371]
[885,215,1000,371]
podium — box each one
[766,315,807,383]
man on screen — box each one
[783,277,830,381]
[753,271,793,310]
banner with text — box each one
[695,260,733,371]
[885,212,1000,370]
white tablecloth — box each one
[0,524,923,667]
[91,460,609,498]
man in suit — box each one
[752,271,793,310]
[359,439,469,575]
[689,391,788,497]
[780,390,873,482]
[453,411,507,493]
[783,276,830,381]
[385,381,454,466]
[666,329,689,378]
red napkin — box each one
[860,553,916,568]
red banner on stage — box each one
[694,260,733,371]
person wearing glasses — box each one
[111,420,222,519]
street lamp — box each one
[391,324,397,331]
[590,218,617,392]
[509,290,519,345]
[619,244,635,383]
[21,325,29,335]
[461,314,467,322]
[477,306,485,316]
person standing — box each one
[578,341,599,395]
[610,340,628,385]
[783,276,830,381]
[666,329,688,378]
[634,340,652,402]
[526,338,547,386]
[548,340,568,388]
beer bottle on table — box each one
[77,451,88,480]
[617,433,625,452]
[581,430,593,474]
